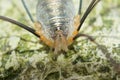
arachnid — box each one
[0,0,101,54]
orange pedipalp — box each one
[67,30,79,45]
[34,22,54,47]
[67,15,80,45]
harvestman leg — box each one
[0,0,40,37]
[21,0,43,41]
[73,0,115,65]
[0,16,39,38]
[74,33,120,73]
[74,0,100,40]
[75,0,118,70]
[21,0,34,23]
[78,0,82,15]
[77,0,100,31]
[21,0,55,48]
[74,0,102,49]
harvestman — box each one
[0,0,101,54]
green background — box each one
[0,0,120,80]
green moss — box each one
[0,0,120,80]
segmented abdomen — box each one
[37,0,75,40]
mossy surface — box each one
[0,0,120,80]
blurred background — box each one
[0,0,120,80]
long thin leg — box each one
[78,0,82,15]
[73,33,95,42]
[21,0,34,22]
[77,0,100,31]
[0,16,39,37]
[73,33,110,58]
[73,33,120,73]
[81,35,120,73]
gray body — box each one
[37,0,75,41]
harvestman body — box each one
[35,0,80,53]
[0,0,100,54]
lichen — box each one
[0,0,120,80]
